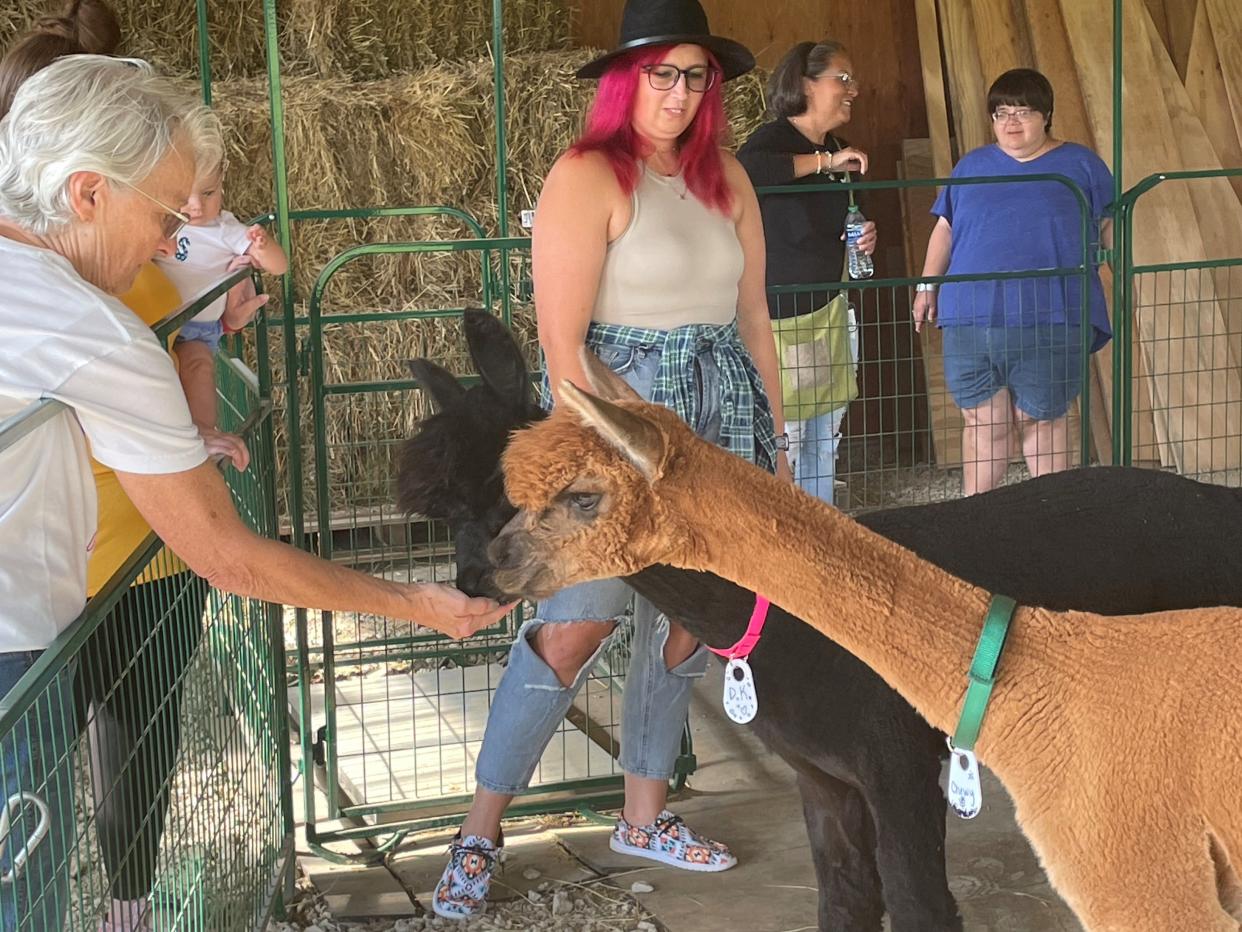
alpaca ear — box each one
[463,309,531,410]
[579,346,642,403]
[559,380,665,482]
[408,359,465,412]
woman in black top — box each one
[737,40,876,503]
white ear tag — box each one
[722,658,758,724]
[945,737,983,819]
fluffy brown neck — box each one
[662,440,1071,772]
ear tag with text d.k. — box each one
[946,737,983,819]
[722,657,758,724]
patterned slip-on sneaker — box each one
[609,809,737,872]
[432,830,503,920]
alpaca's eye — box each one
[569,492,602,513]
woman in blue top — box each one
[912,68,1113,494]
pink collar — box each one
[706,595,771,660]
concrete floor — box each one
[306,661,1083,930]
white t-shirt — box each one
[155,210,252,323]
[0,236,207,651]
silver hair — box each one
[0,55,223,235]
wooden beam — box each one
[1204,0,1242,166]
[898,140,966,467]
[1166,0,1201,80]
[1184,0,1242,205]
[969,0,1034,75]
[940,0,993,153]
[914,0,955,177]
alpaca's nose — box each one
[487,534,513,569]
[456,563,489,599]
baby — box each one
[156,161,288,449]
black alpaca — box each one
[397,310,1242,932]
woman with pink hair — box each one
[433,0,790,919]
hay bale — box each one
[283,0,574,80]
[2,0,572,80]
[0,0,266,80]
[211,66,491,304]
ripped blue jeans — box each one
[474,341,720,791]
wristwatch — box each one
[915,282,939,293]
[774,433,790,452]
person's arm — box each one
[242,224,289,276]
[913,216,952,333]
[532,151,620,402]
[172,337,250,470]
[115,462,511,638]
[737,126,869,186]
[724,152,791,480]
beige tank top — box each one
[593,164,744,329]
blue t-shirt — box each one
[931,142,1114,351]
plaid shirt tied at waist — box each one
[540,318,777,474]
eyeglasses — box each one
[112,178,191,240]
[992,108,1041,124]
[819,72,861,90]
[641,64,719,93]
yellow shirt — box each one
[86,264,189,595]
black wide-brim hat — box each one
[575,0,756,82]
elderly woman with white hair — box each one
[0,55,510,930]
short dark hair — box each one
[766,40,847,120]
[987,68,1054,132]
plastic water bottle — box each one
[845,205,874,280]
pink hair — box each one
[570,44,732,214]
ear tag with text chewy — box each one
[722,657,758,724]
[945,737,983,819]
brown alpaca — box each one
[488,353,1242,932]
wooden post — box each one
[914,0,955,177]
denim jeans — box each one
[475,341,721,792]
[786,304,858,505]
[0,652,78,932]
[787,405,849,504]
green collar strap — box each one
[950,594,1018,752]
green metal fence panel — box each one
[288,237,691,857]
[1114,169,1242,478]
[0,349,291,931]
[757,174,1098,511]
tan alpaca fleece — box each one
[500,395,1242,932]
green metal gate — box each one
[288,232,664,859]
[0,302,293,930]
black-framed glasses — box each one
[641,64,719,93]
[991,107,1041,124]
[112,178,190,240]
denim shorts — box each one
[941,324,1083,420]
[173,318,224,353]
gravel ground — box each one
[270,865,662,932]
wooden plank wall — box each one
[571,0,933,460]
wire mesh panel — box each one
[759,174,1099,514]
[1127,261,1242,479]
[0,357,290,932]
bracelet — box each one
[915,282,939,293]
